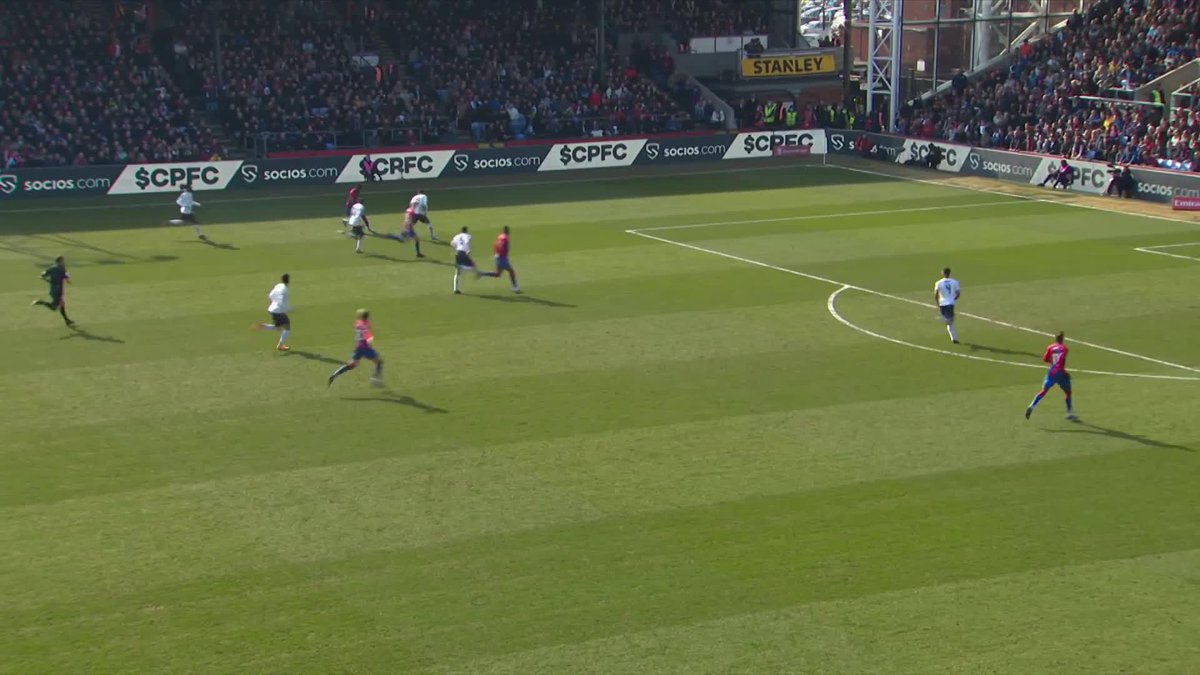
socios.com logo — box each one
[453,154,469,172]
[0,174,16,195]
[240,164,259,182]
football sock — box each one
[330,364,352,380]
[1029,390,1047,409]
[481,271,499,277]
[260,323,277,330]
[414,239,422,256]
[947,324,958,341]
[427,223,435,238]
[355,238,363,253]
[193,224,203,237]
[34,300,50,309]
[278,329,289,347]
[59,306,72,323]
[1065,395,1073,412]
[453,269,461,292]
[373,362,383,377]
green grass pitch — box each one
[3,162,1200,673]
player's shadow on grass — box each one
[31,234,137,261]
[476,294,575,308]
[184,238,239,250]
[965,343,1042,359]
[364,252,453,266]
[1043,421,1193,452]
[281,350,343,366]
[59,325,125,344]
[341,393,448,414]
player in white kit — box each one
[169,184,205,240]
[343,201,368,254]
[450,226,481,294]
[933,267,961,344]
[405,190,437,242]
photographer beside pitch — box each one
[1106,165,1134,198]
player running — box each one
[255,273,291,351]
[31,256,74,326]
[1026,332,1076,421]
[395,191,426,258]
[479,226,520,293]
[450,226,480,294]
[933,267,961,344]
[327,309,384,387]
[344,199,370,254]
[405,190,437,242]
[169,184,205,240]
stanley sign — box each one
[740,53,837,78]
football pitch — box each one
[3,161,1200,673]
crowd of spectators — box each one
[1,0,217,168]
[374,0,701,143]
[4,0,761,164]
[896,0,1200,172]
[160,0,432,153]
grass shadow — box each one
[965,342,1042,359]
[341,392,448,413]
[281,350,344,366]
[58,325,125,344]
[476,294,576,308]
[1043,420,1193,452]
[31,233,137,261]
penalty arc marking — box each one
[625,226,1200,383]
[826,286,1200,381]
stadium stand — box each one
[898,0,1200,172]
[159,0,413,152]
[668,0,770,52]
[0,0,217,167]
[373,0,698,142]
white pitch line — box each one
[826,286,1200,381]
[625,228,1200,378]
[634,200,1029,233]
[1134,246,1200,263]
[1138,242,1200,249]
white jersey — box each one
[450,232,472,253]
[934,277,960,306]
[267,282,290,313]
[346,202,365,226]
[176,191,198,214]
[409,193,428,215]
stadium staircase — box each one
[368,24,402,74]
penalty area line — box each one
[634,200,1031,233]
[625,228,1200,380]
[1134,242,1200,263]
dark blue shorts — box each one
[352,346,378,361]
[939,304,955,321]
[270,312,290,327]
[1042,371,1071,392]
[455,251,475,268]
[495,256,512,271]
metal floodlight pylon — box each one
[865,0,903,130]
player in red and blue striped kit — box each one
[480,226,519,293]
[327,309,384,387]
[1026,331,1075,420]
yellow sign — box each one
[740,54,836,78]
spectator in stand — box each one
[896,0,1200,173]
[0,0,217,166]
